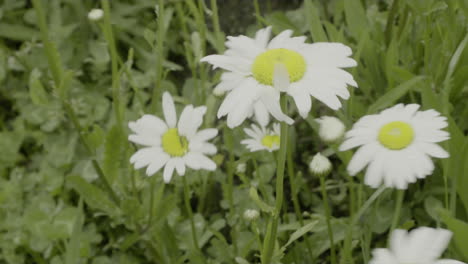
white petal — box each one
[303,42,357,68]
[339,136,373,151]
[217,78,259,118]
[267,29,293,49]
[254,100,270,127]
[200,55,251,74]
[128,114,167,136]
[179,105,206,138]
[191,129,218,142]
[163,92,177,128]
[128,134,160,147]
[369,249,399,264]
[259,88,294,125]
[288,84,311,118]
[184,152,216,171]
[347,142,381,176]
[364,150,386,188]
[415,142,449,158]
[255,26,272,48]
[273,63,290,92]
[174,157,186,176]
[163,158,177,183]
[226,35,263,59]
[130,147,165,169]
[309,85,342,110]
[435,260,467,264]
[145,153,170,176]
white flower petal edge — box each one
[339,104,450,189]
[128,92,218,183]
[370,227,466,264]
[202,26,357,128]
[241,123,281,152]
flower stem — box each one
[343,186,387,264]
[388,190,404,240]
[320,176,336,264]
[261,96,288,264]
[151,0,165,112]
[182,176,202,257]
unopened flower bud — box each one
[236,163,246,174]
[88,9,104,21]
[243,209,260,221]
[309,153,332,177]
[212,86,226,97]
[316,116,345,143]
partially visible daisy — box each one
[370,227,465,264]
[201,26,357,128]
[128,92,218,183]
[241,123,280,152]
[339,104,450,189]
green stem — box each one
[320,176,336,264]
[287,128,314,261]
[384,0,400,44]
[210,0,224,52]
[151,0,165,112]
[388,190,404,238]
[343,186,387,264]
[101,0,123,127]
[182,176,202,256]
[224,126,238,255]
[253,0,262,27]
[261,96,289,264]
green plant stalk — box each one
[342,186,387,264]
[384,0,400,44]
[261,96,288,264]
[151,0,166,112]
[388,190,404,240]
[253,0,262,27]
[287,128,314,261]
[210,0,224,52]
[224,126,238,254]
[101,0,123,128]
[320,176,336,264]
[32,0,119,205]
[182,176,203,258]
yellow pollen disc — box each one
[162,128,189,157]
[252,48,306,85]
[378,121,414,150]
[261,135,280,149]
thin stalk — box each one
[384,0,400,45]
[182,176,202,257]
[261,96,289,264]
[253,0,262,27]
[210,0,224,52]
[224,126,238,254]
[101,0,122,127]
[151,0,165,112]
[287,128,313,261]
[388,190,404,240]
[343,186,387,264]
[320,176,336,264]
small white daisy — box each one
[339,104,450,189]
[370,227,465,264]
[316,116,346,143]
[201,26,357,128]
[241,123,281,152]
[88,8,104,21]
[128,92,218,183]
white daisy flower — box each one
[339,104,450,189]
[201,26,357,128]
[370,227,465,264]
[128,92,218,183]
[316,116,346,143]
[241,123,281,152]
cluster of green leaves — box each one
[0,0,467,263]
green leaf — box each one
[103,126,123,185]
[0,22,39,41]
[29,68,49,105]
[439,209,468,259]
[249,187,274,214]
[344,0,368,38]
[65,201,84,264]
[304,0,328,42]
[281,220,319,249]
[68,175,120,217]
[368,76,426,114]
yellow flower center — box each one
[378,121,414,150]
[261,135,280,149]
[162,128,189,156]
[251,48,306,85]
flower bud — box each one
[316,116,345,143]
[236,163,246,174]
[88,9,104,21]
[309,153,332,177]
[243,209,260,221]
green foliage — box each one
[0,0,467,263]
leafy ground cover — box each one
[0,0,467,263]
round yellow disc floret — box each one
[162,128,189,156]
[261,134,280,149]
[378,121,414,150]
[251,48,306,85]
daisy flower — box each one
[339,104,450,189]
[241,123,280,152]
[370,227,465,264]
[128,92,218,183]
[201,26,357,128]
